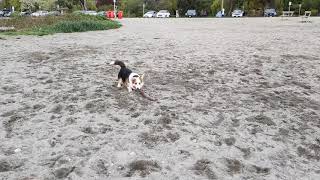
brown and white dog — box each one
[110,60,144,92]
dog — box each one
[110,60,144,92]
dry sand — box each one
[0,17,320,180]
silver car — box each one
[232,9,244,17]
[156,10,170,18]
[31,11,49,17]
[82,11,98,16]
[143,11,157,18]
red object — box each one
[106,11,114,18]
[117,11,123,19]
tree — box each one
[38,0,57,10]
[1,0,21,10]
[157,0,177,13]
[121,0,144,17]
[20,0,39,11]
[211,0,220,15]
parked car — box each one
[264,8,277,17]
[216,11,223,18]
[143,11,157,18]
[156,10,170,18]
[232,9,244,17]
[31,11,49,17]
[1,9,12,17]
[82,10,98,16]
[185,9,197,17]
[48,11,61,16]
[97,11,106,17]
[20,11,32,16]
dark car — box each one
[3,9,12,17]
[20,11,32,16]
[185,9,196,17]
[264,8,277,17]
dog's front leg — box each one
[117,79,122,88]
[127,86,132,92]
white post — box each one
[221,0,224,16]
[289,1,292,12]
[143,3,145,16]
[221,0,224,11]
[113,0,117,18]
[299,4,301,16]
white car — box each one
[232,9,244,17]
[143,11,157,18]
[82,10,97,16]
[156,10,170,18]
[31,11,49,17]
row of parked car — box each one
[143,9,245,18]
[143,10,170,18]
[0,9,61,17]
[1,8,278,18]
[143,10,201,18]
[144,8,278,18]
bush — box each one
[51,20,118,33]
[11,12,20,18]
[97,5,114,11]
[0,14,121,36]
[311,9,319,16]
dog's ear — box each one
[140,74,145,80]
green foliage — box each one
[1,0,21,10]
[38,0,57,11]
[11,11,20,17]
[0,14,121,36]
[51,20,117,33]
[97,4,113,11]
[86,0,97,10]
[311,9,318,16]
[211,0,220,15]
[121,0,143,17]
[158,0,177,13]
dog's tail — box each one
[110,60,126,68]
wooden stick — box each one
[139,89,157,101]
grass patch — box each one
[0,14,121,36]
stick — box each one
[139,89,157,101]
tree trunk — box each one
[80,0,87,10]
[228,0,234,16]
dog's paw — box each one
[127,87,132,92]
[110,61,115,65]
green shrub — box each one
[51,20,116,33]
[311,9,319,16]
[0,14,121,36]
[11,12,20,18]
[97,5,114,11]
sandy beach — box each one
[0,17,320,179]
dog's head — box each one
[131,74,145,90]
